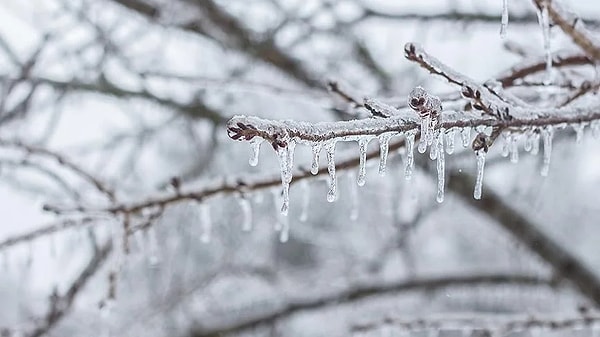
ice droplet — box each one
[248,138,263,166]
[299,180,310,222]
[357,137,371,186]
[461,127,471,148]
[474,150,487,200]
[445,129,455,154]
[325,141,337,202]
[404,131,416,180]
[310,143,322,175]
[200,203,212,243]
[572,123,585,144]
[239,197,253,231]
[500,0,509,38]
[378,133,393,176]
[541,126,554,176]
[436,130,446,203]
[418,116,430,153]
[537,2,553,83]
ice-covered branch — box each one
[532,0,600,61]
[0,139,117,202]
[448,170,600,306]
[189,273,553,337]
[353,311,600,335]
[23,240,112,337]
[0,217,100,251]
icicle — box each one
[501,132,510,157]
[349,174,359,221]
[378,133,393,176]
[429,131,438,161]
[200,203,212,243]
[276,141,296,216]
[299,180,310,222]
[404,131,416,180]
[357,137,370,186]
[279,215,289,243]
[509,134,519,163]
[474,150,487,200]
[147,226,160,266]
[248,138,263,167]
[239,197,252,231]
[310,143,322,175]
[537,2,553,82]
[436,130,445,203]
[325,141,337,202]
[418,116,430,153]
[541,126,554,176]
[445,129,455,154]
[572,123,585,144]
[524,130,534,152]
[592,121,600,139]
[461,127,471,148]
[531,131,540,155]
[500,0,509,38]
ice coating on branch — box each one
[537,2,553,82]
[239,197,252,231]
[425,96,441,146]
[500,0,509,38]
[474,150,487,200]
[299,180,310,222]
[436,130,445,203]
[510,134,519,163]
[199,203,212,243]
[541,127,554,176]
[378,132,393,176]
[357,137,372,186]
[276,141,296,216]
[325,141,337,202]
[310,143,322,175]
[404,131,416,180]
[461,127,471,148]
[248,138,263,166]
[572,123,585,144]
[446,129,455,154]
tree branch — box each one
[189,273,553,337]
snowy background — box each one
[1,0,600,336]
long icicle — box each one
[541,126,554,176]
[474,150,487,200]
[404,131,416,180]
[325,141,337,202]
[500,0,509,38]
[357,137,370,186]
[436,129,445,203]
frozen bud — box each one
[408,86,428,114]
[472,132,489,152]
[426,95,442,118]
